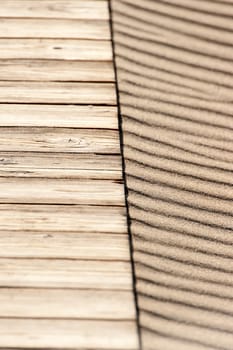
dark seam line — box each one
[140,325,227,350]
[138,306,233,335]
[119,66,204,94]
[115,3,233,47]
[122,110,233,144]
[115,27,233,72]
[124,120,232,164]
[122,99,233,132]
[108,1,142,349]
[133,229,233,260]
[152,0,233,19]
[133,217,233,247]
[124,140,233,176]
[129,185,233,220]
[138,275,233,301]
[124,128,233,168]
[136,260,233,288]
[113,19,233,63]
[124,149,233,187]
[125,143,233,185]
[134,246,233,275]
[0,102,117,106]
[116,52,233,89]
[117,0,233,34]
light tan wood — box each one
[0,104,118,128]
[0,204,126,233]
[0,0,139,348]
[0,39,112,60]
[0,319,138,349]
[0,258,132,289]
[0,232,129,260]
[0,82,116,104]
[0,128,120,153]
[0,178,124,205]
[0,60,114,81]
[0,288,135,319]
[0,19,110,39]
[0,0,109,20]
[0,152,122,179]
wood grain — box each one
[0,178,124,205]
[0,152,122,179]
[0,82,116,104]
[0,204,127,233]
[0,39,113,60]
[0,231,129,260]
[0,319,138,349]
[0,128,120,153]
[0,60,114,81]
[0,19,110,39]
[0,0,109,20]
[0,0,139,348]
[0,288,135,319]
[0,104,118,128]
[0,258,132,289]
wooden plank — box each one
[0,259,132,289]
[0,60,114,81]
[0,19,110,39]
[0,319,138,349]
[0,0,109,20]
[0,288,135,319]
[0,82,116,104]
[0,152,122,179]
[0,232,129,260]
[0,104,118,128]
[0,205,126,233]
[0,178,124,205]
[0,128,120,154]
[0,39,113,60]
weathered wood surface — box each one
[0,153,122,179]
[0,19,110,39]
[0,60,115,81]
[0,319,138,349]
[0,0,138,349]
[0,82,116,104]
[0,128,120,153]
[0,105,118,128]
[0,178,125,205]
[0,1,109,20]
[0,231,129,259]
[0,259,132,289]
[0,288,135,318]
[0,204,126,233]
[0,39,112,60]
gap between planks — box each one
[0,178,125,205]
[0,152,122,179]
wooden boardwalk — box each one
[0,1,138,349]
